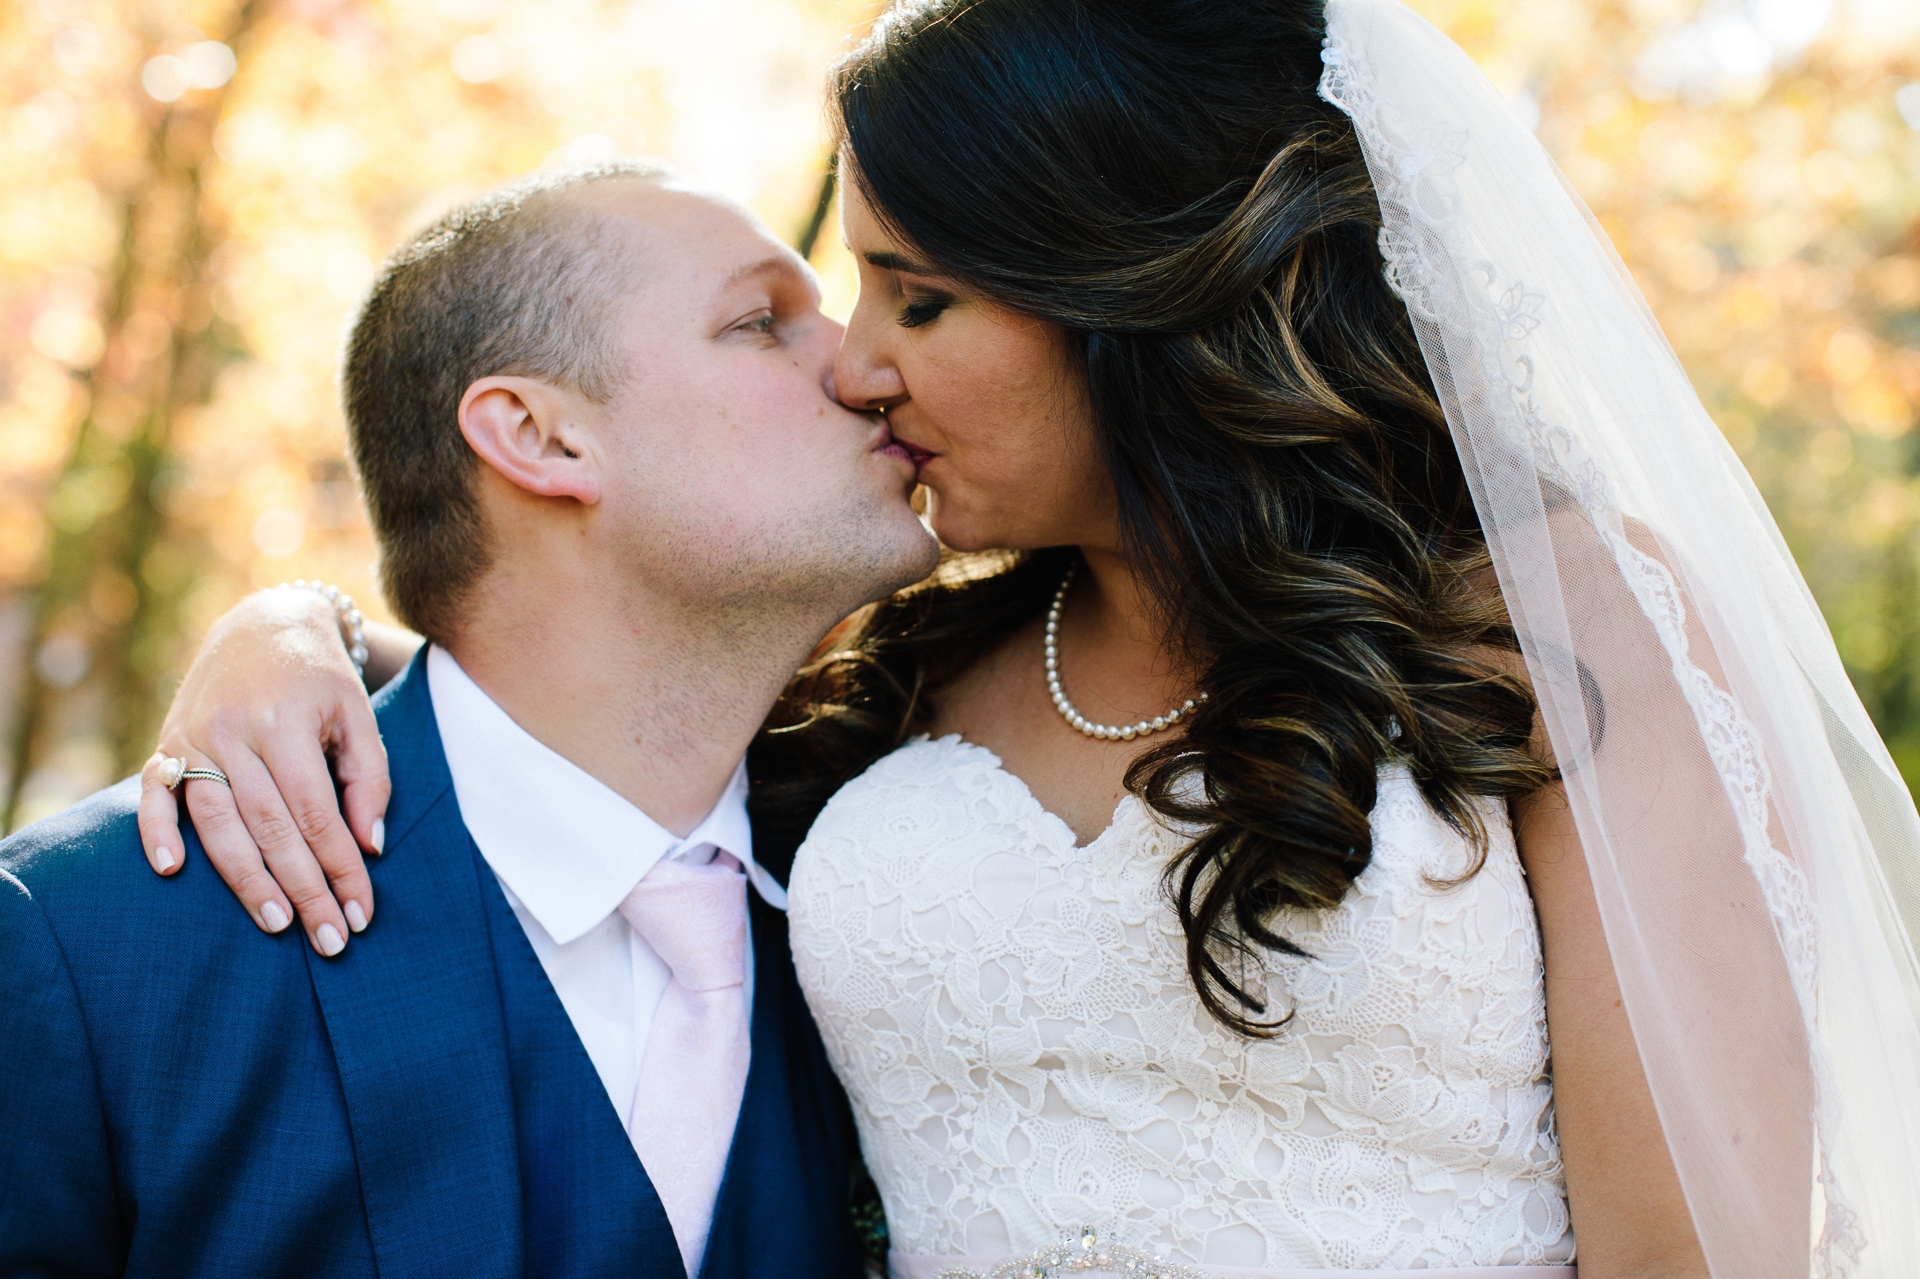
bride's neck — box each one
[444,561,825,839]
[1078,544,1147,616]
[1064,546,1199,715]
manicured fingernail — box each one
[344,900,368,933]
[154,845,176,872]
[261,901,290,932]
[317,923,345,956]
[370,818,385,855]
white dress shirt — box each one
[426,645,787,1129]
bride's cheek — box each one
[924,493,989,551]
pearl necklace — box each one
[1045,563,1206,741]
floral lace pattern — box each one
[789,736,1574,1269]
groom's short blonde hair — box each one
[340,160,672,644]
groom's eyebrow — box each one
[722,256,796,289]
[863,250,936,276]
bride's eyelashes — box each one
[897,292,952,329]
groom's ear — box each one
[458,376,601,505]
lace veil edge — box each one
[1319,3,1920,1276]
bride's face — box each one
[834,179,1118,555]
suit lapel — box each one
[306,652,525,1277]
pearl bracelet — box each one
[279,579,369,680]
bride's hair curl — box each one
[751,0,1554,1035]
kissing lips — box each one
[875,423,936,474]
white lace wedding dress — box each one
[788,735,1577,1277]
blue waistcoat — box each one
[0,650,863,1279]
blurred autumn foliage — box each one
[1,0,1918,829]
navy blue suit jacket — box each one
[0,652,864,1278]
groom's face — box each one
[578,180,937,619]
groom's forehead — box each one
[572,182,802,325]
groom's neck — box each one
[441,560,823,838]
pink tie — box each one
[617,857,751,1278]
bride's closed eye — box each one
[898,292,952,329]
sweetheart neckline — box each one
[904,732,1141,853]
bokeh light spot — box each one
[29,308,104,368]
[184,42,236,90]
[141,55,190,103]
[1896,82,1920,131]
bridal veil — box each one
[1316,2,1920,1274]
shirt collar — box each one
[425,645,786,945]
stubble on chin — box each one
[803,484,938,615]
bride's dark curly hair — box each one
[749,0,1554,1035]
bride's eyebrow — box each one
[863,249,938,277]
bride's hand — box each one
[137,588,392,957]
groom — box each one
[0,163,937,1276]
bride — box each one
[132,0,1920,1275]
